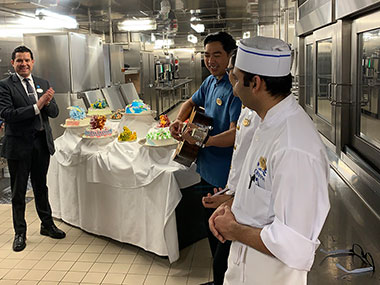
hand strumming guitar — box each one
[169,119,184,141]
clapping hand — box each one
[37,87,55,109]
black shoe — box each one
[40,224,66,239]
[13,233,26,252]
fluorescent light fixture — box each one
[154,39,174,49]
[118,18,156,31]
[191,23,205,33]
[35,9,78,29]
[0,25,63,38]
[173,48,195,53]
[243,31,250,39]
[187,34,198,44]
[190,9,201,14]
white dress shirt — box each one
[16,73,40,116]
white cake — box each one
[145,127,176,146]
[83,115,113,138]
[125,100,151,114]
[87,100,112,116]
[65,106,90,127]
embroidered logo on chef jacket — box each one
[248,156,267,189]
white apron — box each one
[224,241,307,285]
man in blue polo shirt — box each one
[170,32,241,285]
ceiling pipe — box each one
[108,0,113,43]
[88,7,92,34]
[188,17,253,23]
[0,6,35,18]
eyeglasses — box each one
[320,243,375,274]
[225,67,233,74]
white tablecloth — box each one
[47,115,200,263]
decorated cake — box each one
[87,100,112,116]
[118,126,137,142]
[83,115,113,138]
[125,100,151,114]
[111,109,124,120]
[65,106,90,126]
[145,127,176,146]
[157,114,170,128]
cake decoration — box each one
[83,115,113,138]
[111,109,124,120]
[118,126,137,142]
[91,100,108,109]
[125,100,151,114]
[145,127,176,146]
[64,106,90,126]
[157,114,170,128]
[87,100,112,116]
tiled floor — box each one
[0,200,213,284]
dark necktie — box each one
[23,78,42,131]
[23,78,36,104]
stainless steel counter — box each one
[154,79,192,118]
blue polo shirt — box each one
[192,74,242,187]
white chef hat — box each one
[235,36,292,77]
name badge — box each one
[36,88,43,93]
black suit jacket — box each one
[0,74,59,160]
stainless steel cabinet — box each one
[300,21,351,150]
[24,32,105,93]
[302,24,337,144]
[350,10,380,171]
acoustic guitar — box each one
[173,106,213,167]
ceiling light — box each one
[118,18,156,32]
[243,31,250,39]
[35,9,78,29]
[190,9,201,14]
[154,39,174,49]
[187,34,198,44]
[191,23,205,33]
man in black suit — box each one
[0,46,66,252]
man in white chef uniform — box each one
[209,36,330,284]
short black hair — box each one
[243,71,292,97]
[12,46,33,60]
[204,32,237,54]
[230,49,237,66]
